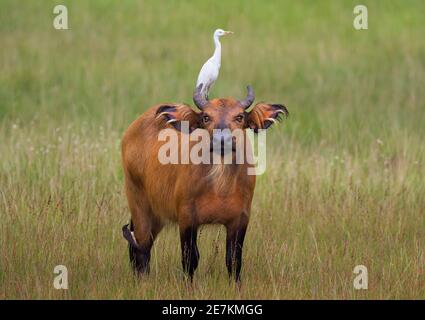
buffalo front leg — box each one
[179,224,200,281]
[225,214,249,282]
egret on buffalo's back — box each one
[196,29,233,99]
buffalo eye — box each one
[202,114,210,124]
[235,114,244,123]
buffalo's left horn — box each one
[239,85,255,109]
[193,83,208,110]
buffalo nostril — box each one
[212,132,233,153]
[212,135,221,145]
[213,134,231,145]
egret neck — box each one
[211,33,222,67]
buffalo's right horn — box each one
[239,85,255,109]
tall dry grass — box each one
[0,0,424,299]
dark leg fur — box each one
[123,222,152,276]
[180,225,199,281]
[226,217,248,282]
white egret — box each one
[196,29,233,98]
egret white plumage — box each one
[196,29,233,98]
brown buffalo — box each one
[121,84,288,281]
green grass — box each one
[0,0,424,299]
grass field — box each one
[1,0,424,299]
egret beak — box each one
[224,31,234,35]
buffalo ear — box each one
[155,104,200,132]
[247,103,289,132]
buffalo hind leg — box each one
[226,214,249,282]
[123,178,162,276]
[124,221,154,275]
[179,225,199,281]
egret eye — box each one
[235,114,244,123]
[202,115,210,124]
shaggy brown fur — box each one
[121,96,288,281]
